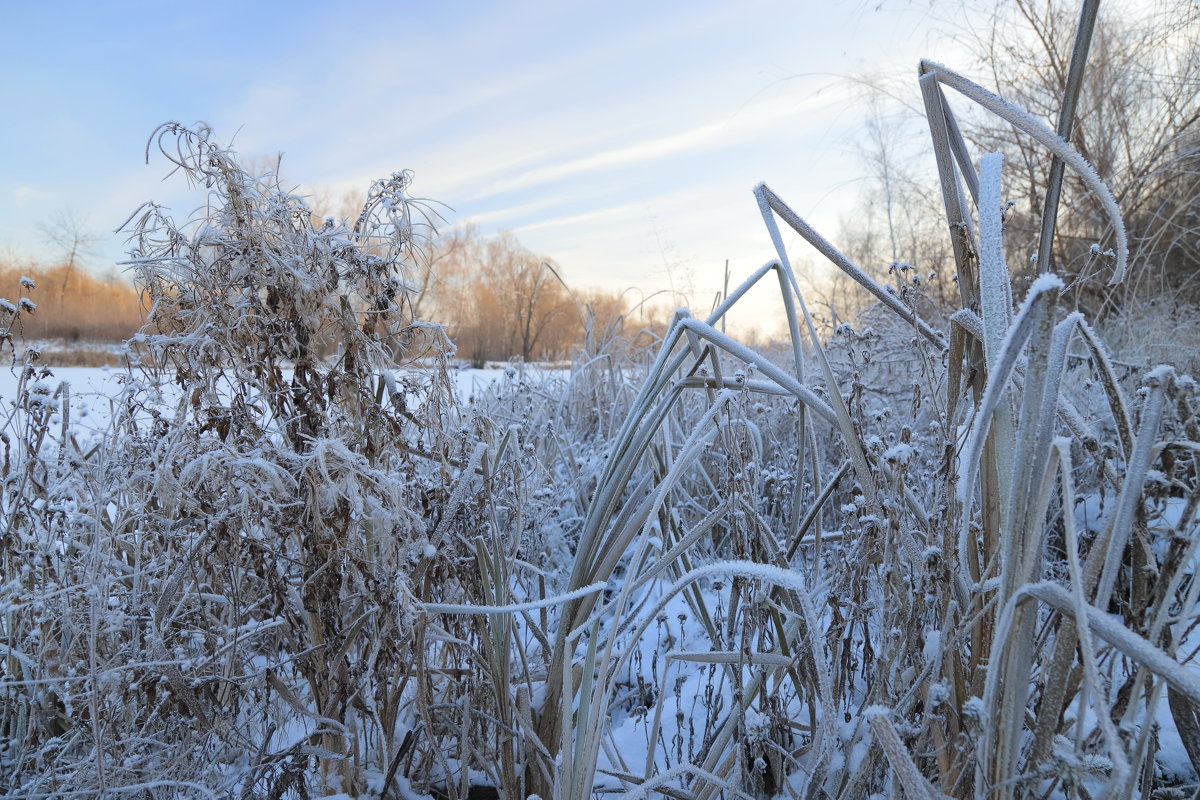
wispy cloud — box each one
[12,186,44,208]
[0,0,965,310]
[476,121,729,198]
[455,198,561,229]
[471,87,836,201]
[511,201,646,235]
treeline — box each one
[0,262,143,342]
[412,225,644,366]
[1,225,658,365]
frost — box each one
[956,273,1064,505]
[0,58,1189,799]
[1145,364,1175,384]
[978,151,1015,371]
[882,443,914,465]
[1027,272,1065,295]
[922,629,941,663]
[961,696,987,723]
[976,577,1002,593]
[862,704,891,719]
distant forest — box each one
[0,224,649,366]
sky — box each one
[0,0,975,334]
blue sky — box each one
[1,0,970,332]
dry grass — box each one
[12,341,134,368]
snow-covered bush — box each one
[0,123,471,796]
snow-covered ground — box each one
[0,362,523,438]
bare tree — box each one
[38,208,101,312]
[419,227,580,364]
[964,0,1200,311]
[843,0,1198,326]
[832,95,960,321]
[483,233,570,361]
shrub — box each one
[1,122,465,797]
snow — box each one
[882,443,914,465]
[0,363,515,438]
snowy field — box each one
[0,363,523,439]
